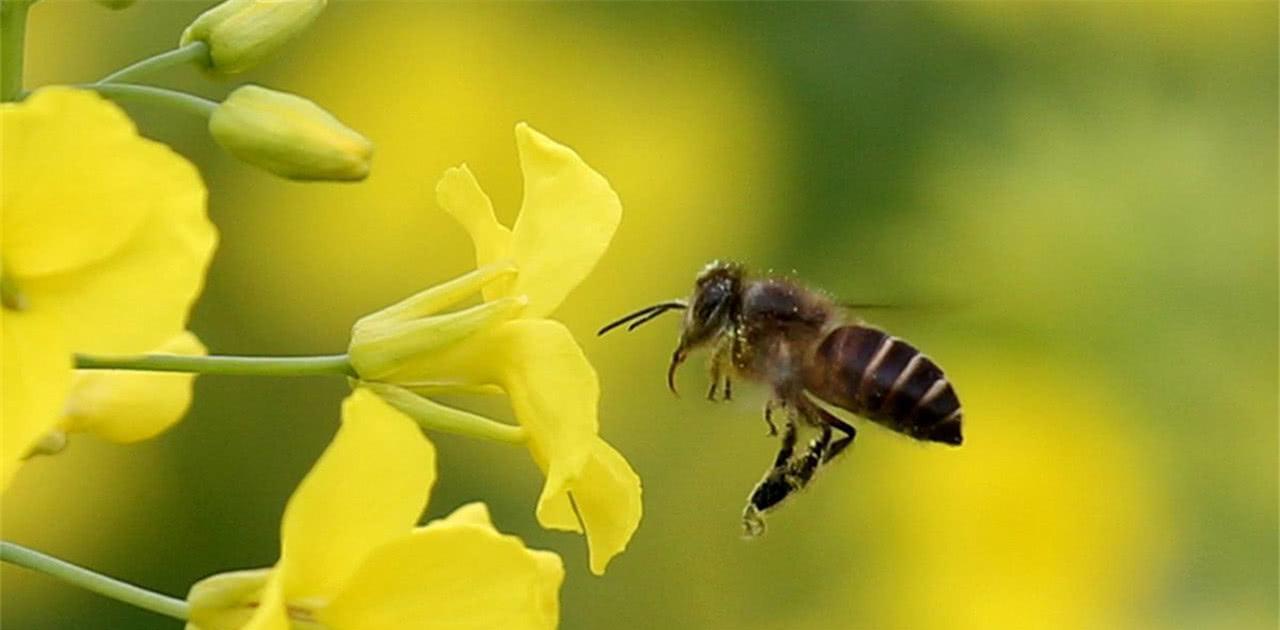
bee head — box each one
[595,260,744,396]
[681,260,744,347]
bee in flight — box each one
[599,260,963,537]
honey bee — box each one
[599,260,963,537]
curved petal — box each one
[437,165,513,304]
[20,99,216,355]
[185,568,273,630]
[487,320,598,527]
[279,389,435,602]
[536,438,642,575]
[1,88,150,277]
[1,308,71,491]
[62,331,206,443]
[320,519,562,630]
[509,123,621,318]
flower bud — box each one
[180,0,326,74]
[209,85,373,181]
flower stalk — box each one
[0,0,35,102]
[96,41,211,84]
[75,352,356,377]
[85,83,217,119]
[0,541,190,621]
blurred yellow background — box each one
[3,2,1276,629]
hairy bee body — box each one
[600,260,963,536]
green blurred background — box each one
[3,1,1276,628]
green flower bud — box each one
[209,85,373,181]
[180,0,326,74]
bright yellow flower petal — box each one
[483,320,598,525]
[436,165,513,301]
[185,568,273,630]
[5,88,217,356]
[320,517,563,630]
[536,438,642,575]
[1,88,150,277]
[0,309,71,490]
[438,501,497,527]
[62,331,206,443]
[239,571,289,630]
[508,123,621,318]
[279,389,435,602]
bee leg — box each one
[763,400,780,436]
[795,397,857,464]
[742,418,798,537]
[723,375,733,401]
[788,424,833,486]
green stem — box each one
[75,353,357,378]
[96,41,210,84]
[83,83,217,119]
[1,541,189,621]
[363,382,528,445]
[1,0,35,102]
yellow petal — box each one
[436,165,513,301]
[509,123,621,318]
[438,501,496,528]
[320,518,563,630]
[185,568,274,630]
[62,332,206,443]
[486,320,598,526]
[8,91,216,355]
[240,571,289,630]
[536,438,642,575]
[1,88,150,277]
[1,308,71,491]
[279,389,435,602]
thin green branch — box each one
[1,541,189,621]
[0,0,35,102]
[83,83,217,119]
[75,353,357,378]
[97,41,210,84]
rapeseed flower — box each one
[348,123,640,574]
[186,389,562,630]
[1,87,217,489]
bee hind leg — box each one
[795,397,857,464]
[742,418,797,538]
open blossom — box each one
[1,88,217,490]
[186,389,562,630]
[348,123,640,574]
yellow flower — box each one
[348,123,640,575]
[209,85,373,182]
[1,87,218,490]
[186,389,563,630]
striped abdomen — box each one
[803,325,963,445]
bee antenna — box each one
[597,300,687,336]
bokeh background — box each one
[3,1,1276,628]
